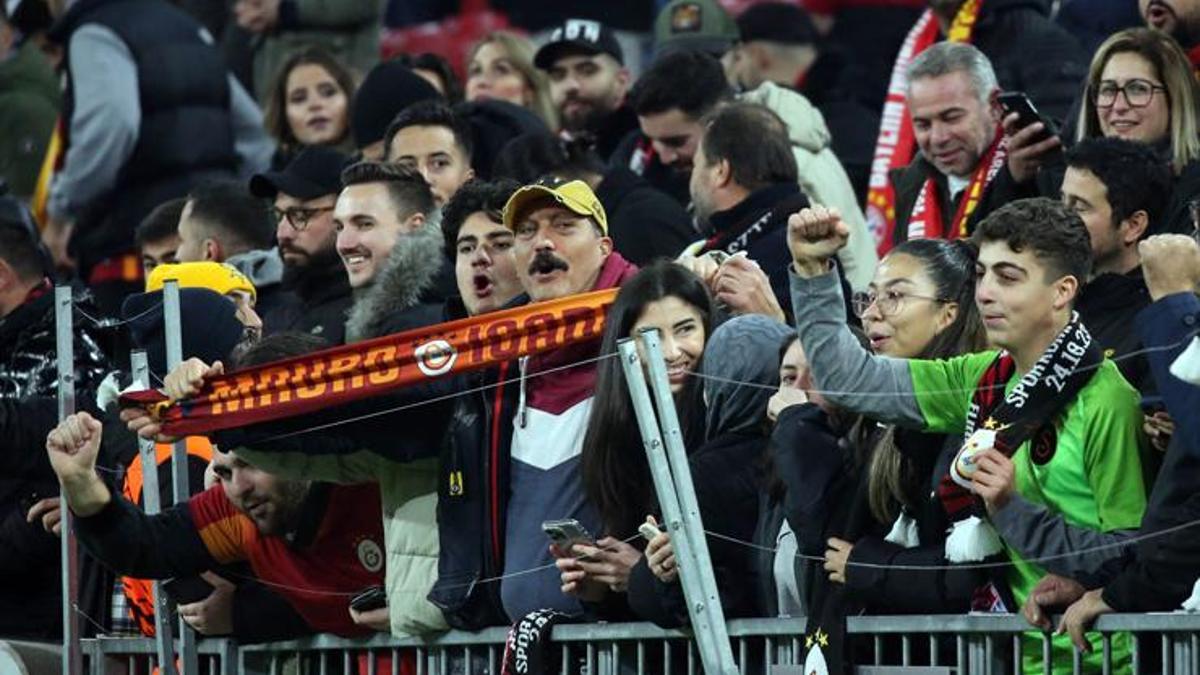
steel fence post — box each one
[162,280,198,674]
[131,350,179,675]
[55,286,83,675]
[618,332,739,674]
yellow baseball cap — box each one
[146,262,257,303]
[502,177,608,235]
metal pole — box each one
[131,350,178,675]
[618,332,738,674]
[162,280,198,674]
[55,285,83,675]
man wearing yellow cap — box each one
[146,262,262,340]
[431,175,640,627]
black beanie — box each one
[122,288,245,379]
[351,61,442,149]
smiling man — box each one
[888,42,1029,248]
[786,198,1146,671]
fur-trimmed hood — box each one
[344,221,446,343]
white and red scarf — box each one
[865,0,986,254]
[906,129,1007,241]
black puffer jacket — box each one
[0,282,113,640]
[0,282,111,401]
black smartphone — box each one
[997,91,1058,143]
[162,576,215,605]
[1140,395,1167,414]
[349,586,388,612]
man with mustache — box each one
[429,176,639,628]
[886,42,1029,248]
[1142,0,1200,58]
[250,146,353,344]
[534,18,635,162]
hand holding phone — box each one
[163,576,216,605]
[542,518,595,556]
[998,91,1062,184]
[349,586,388,612]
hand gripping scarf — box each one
[120,289,617,436]
[937,312,1101,564]
[865,0,985,254]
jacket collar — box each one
[344,222,445,343]
[707,183,801,237]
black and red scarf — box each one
[937,312,1102,563]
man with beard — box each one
[1142,0,1200,59]
[250,146,353,344]
[534,18,634,162]
[48,396,387,638]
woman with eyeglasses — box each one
[1008,28,1200,237]
[774,238,989,635]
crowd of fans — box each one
[3,0,1200,672]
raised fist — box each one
[1139,235,1200,302]
[787,206,849,275]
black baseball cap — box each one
[736,2,818,46]
[249,146,350,200]
[534,18,624,70]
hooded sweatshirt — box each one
[501,252,639,620]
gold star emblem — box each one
[983,417,999,430]
[805,634,814,649]
[817,628,829,648]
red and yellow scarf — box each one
[865,0,985,254]
[905,128,1006,241]
[120,289,618,436]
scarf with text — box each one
[906,129,1007,241]
[865,0,984,255]
[937,313,1101,560]
[119,289,617,436]
[501,609,569,675]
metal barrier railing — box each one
[78,613,1200,675]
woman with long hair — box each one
[465,32,558,130]
[552,261,714,610]
[1076,28,1200,234]
[263,48,357,167]
[791,238,989,616]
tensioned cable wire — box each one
[704,516,1200,571]
[73,299,163,329]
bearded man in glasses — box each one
[249,147,353,343]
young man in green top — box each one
[787,198,1146,672]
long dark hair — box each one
[861,238,987,524]
[581,261,715,538]
[264,47,358,153]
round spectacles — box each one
[851,290,946,318]
[272,205,334,231]
[1091,79,1167,109]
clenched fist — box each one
[787,206,850,277]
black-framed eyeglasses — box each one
[272,205,334,231]
[1091,79,1167,109]
[851,289,947,318]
